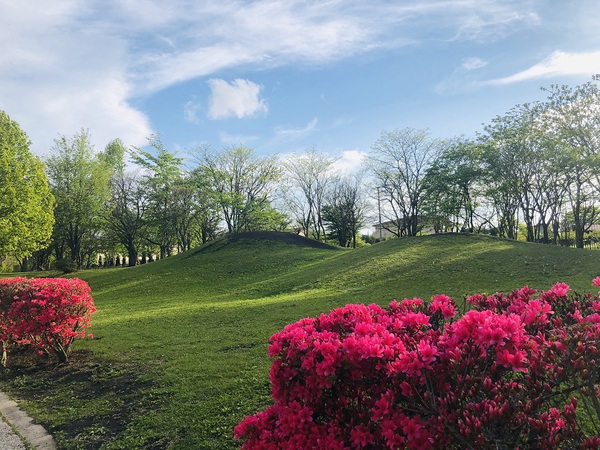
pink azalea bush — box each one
[0,277,96,365]
[235,282,600,449]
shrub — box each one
[0,277,95,365]
[235,282,600,449]
[55,257,77,273]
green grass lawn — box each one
[2,232,600,449]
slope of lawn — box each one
[2,232,600,449]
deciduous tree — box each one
[0,111,54,265]
[370,128,446,237]
[423,139,483,233]
[106,169,148,266]
[46,130,111,268]
[196,145,281,233]
[322,176,366,248]
[131,135,183,259]
[480,104,541,241]
[541,78,600,248]
[283,149,335,240]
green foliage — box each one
[100,138,127,174]
[0,110,55,260]
[55,258,77,274]
[196,145,282,233]
[243,201,290,231]
[423,139,483,233]
[105,170,147,266]
[131,135,184,258]
[474,79,600,247]
[322,177,365,248]
[541,80,600,248]
[46,130,111,268]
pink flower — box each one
[400,297,423,309]
[593,277,600,287]
[496,348,528,372]
[430,294,456,319]
[400,381,413,396]
[417,340,439,365]
[549,282,569,297]
[350,424,373,448]
[398,312,430,329]
[522,299,553,326]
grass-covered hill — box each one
[2,232,600,449]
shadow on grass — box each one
[0,348,175,450]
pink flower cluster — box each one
[235,282,600,449]
[0,277,96,365]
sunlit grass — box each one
[2,233,600,449]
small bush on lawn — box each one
[235,280,600,449]
[0,277,95,365]
[55,258,77,274]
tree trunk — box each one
[541,222,550,244]
[575,221,584,249]
[574,197,584,249]
[127,247,138,267]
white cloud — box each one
[1,71,152,155]
[489,50,600,85]
[0,1,152,154]
[331,150,367,174]
[206,79,268,120]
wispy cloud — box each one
[488,50,600,85]
[207,79,267,120]
[275,117,318,139]
[136,1,539,93]
[435,56,489,94]
[219,132,259,146]
[462,57,488,71]
[183,99,202,124]
[449,1,539,42]
[0,0,543,154]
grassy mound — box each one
[2,233,600,449]
[201,231,339,250]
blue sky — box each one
[2,0,600,170]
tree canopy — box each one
[0,110,54,262]
[46,129,111,268]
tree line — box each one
[0,77,599,271]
